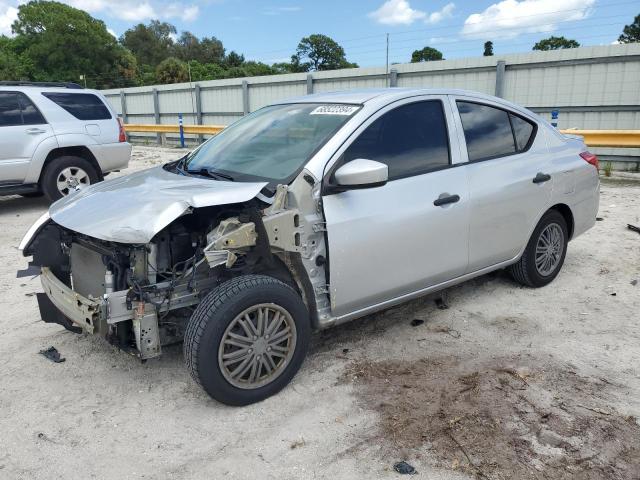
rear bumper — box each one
[90,142,132,173]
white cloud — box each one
[63,0,199,22]
[369,0,425,26]
[262,6,302,16]
[369,0,455,26]
[427,2,454,24]
[0,2,18,36]
[107,27,117,37]
[462,0,595,39]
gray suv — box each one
[0,82,131,201]
[20,88,599,405]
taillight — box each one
[117,117,126,143]
[579,151,599,170]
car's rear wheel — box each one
[509,209,568,288]
[184,275,310,406]
[41,156,99,202]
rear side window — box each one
[457,101,536,162]
[342,100,450,180]
[0,92,46,126]
[457,101,515,161]
[42,92,111,120]
[510,113,535,151]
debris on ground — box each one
[290,438,306,449]
[410,319,424,327]
[39,346,65,363]
[596,217,604,221]
[628,224,640,234]
[393,461,416,475]
[434,297,449,310]
[632,279,638,286]
[431,325,461,338]
[341,356,640,479]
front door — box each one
[322,98,470,318]
[0,91,53,183]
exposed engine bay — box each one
[22,174,332,359]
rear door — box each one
[451,96,552,272]
[0,91,54,183]
[322,96,470,317]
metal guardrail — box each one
[124,124,225,135]
[559,130,640,148]
[123,124,640,148]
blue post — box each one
[178,113,185,148]
[551,109,559,129]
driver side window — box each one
[341,100,450,181]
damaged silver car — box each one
[20,89,599,405]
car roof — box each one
[0,85,100,94]
[274,87,535,118]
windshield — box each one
[183,103,360,183]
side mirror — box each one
[333,159,388,189]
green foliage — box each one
[533,36,580,51]
[10,1,135,88]
[121,20,176,67]
[291,34,357,72]
[175,31,225,64]
[483,41,494,56]
[618,14,640,43]
[155,57,189,84]
[223,51,245,69]
[0,36,33,80]
[411,46,444,62]
[603,161,613,177]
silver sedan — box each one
[21,88,600,405]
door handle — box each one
[433,194,460,207]
[26,128,46,134]
[532,172,551,184]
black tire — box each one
[509,209,568,288]
[41,156,100,202]
[184,275,311,406]
[20,192,43,198]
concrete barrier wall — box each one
[101,43,640,167]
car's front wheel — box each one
[41,156,100,202]
[184,275,311,406]
[509,209,568,288]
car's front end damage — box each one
[20,167,331,360]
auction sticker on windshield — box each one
[310,105,359,116]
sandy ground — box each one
[1,146,639,479]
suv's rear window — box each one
[42,92,111,120]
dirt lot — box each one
[1,147,639,479]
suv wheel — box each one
[41,156,99,202]
[184,275,311,406]
[509,209,568,288]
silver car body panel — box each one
[48,165,267,243]
[21,88,599,342]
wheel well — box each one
[549,203,574,239]
[40,146,103,184]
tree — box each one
[291,34,357,72]
[618,14,640,43]
[121,20,176,67]
[0,36,33,80]
[411,46,444,62]
[223,51,245,69]
[533,36,580,51]
[10,1,136,87]
[155,57,188,84]
[483,41,494,56]
[175,32,225,64]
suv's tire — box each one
[41,156,100,202]
[184,275,311,406]
[509,209,568,288]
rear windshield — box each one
[42,92,112,120]
[184,103,360,183]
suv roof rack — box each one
[0,81,84,89]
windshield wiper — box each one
[187,168,235,182]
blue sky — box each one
[1,0,638,66]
